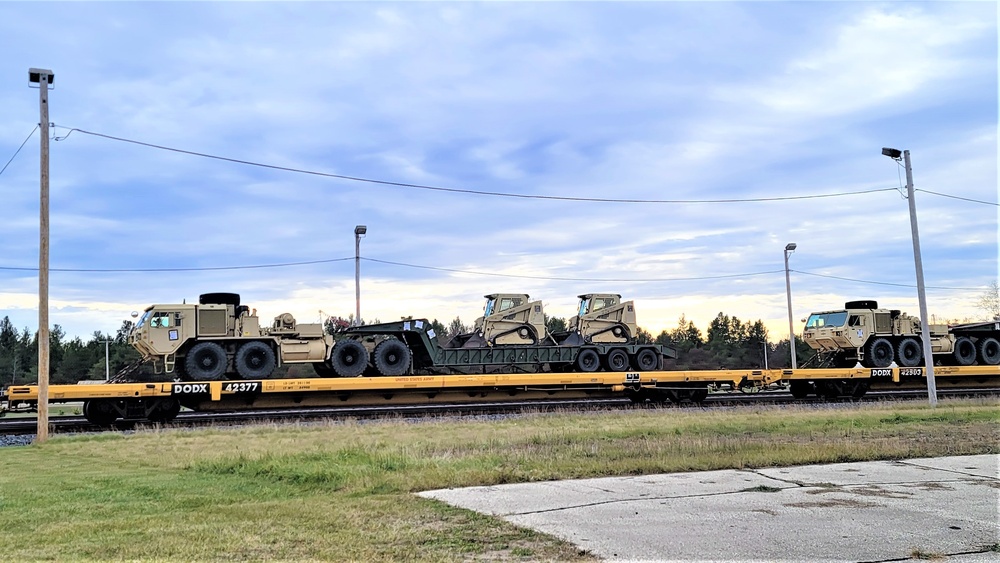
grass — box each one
[0,398,997,561]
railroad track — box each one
[2,387,996,439]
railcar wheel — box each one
[373,339,411,376]
[851,381,870,398]
[576,349,600,372]
[603,349,630,372]
[83,399,119,427]
[330,339,368,377]
[235,341,276,379]
[634,348,660,371]
[689,388,709,402]
[951,337,976,366]
[863,338,894,368]
[789,381,813,399]
[976,337,1000,365]
[896,338,922,368]
[185,342,228,381]
[147,399,181,423]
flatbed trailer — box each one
[3,366,998,427]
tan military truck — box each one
[129,292,336,380]
[802,300,1000,368]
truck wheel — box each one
[235,341,276,379]
[896,338,922,367]
[864,338,894,368]
[373,339,411,376]
[185,342,228,380]
[603,349,630,372]
[330,339,368,377]
[634,348,660,371]
[952,337,976,366]
[976,337,1000,365]
[576,349,600,372]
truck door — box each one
[148,311,184,355]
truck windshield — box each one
[135,309,153,329]
[805,312,848,329]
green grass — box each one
[0,398,997,561]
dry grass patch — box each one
[0,398,996,561]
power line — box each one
[58,125,900,204]
[915,189,998,207]
[362,257,785,282]
[792,269,984,291]
[0,257,353,273]
[0,125,39,178]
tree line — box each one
[0,310,847,385]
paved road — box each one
[420,454,999,562]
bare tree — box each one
[978,280,1000,320]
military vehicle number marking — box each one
[223,381,261,393]
[899,368,923,377]
[172,383,210,394]
[870,369,892,378]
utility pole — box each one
[29,68,54,442]
[883,147,937,407]
[784,243,798,369]
[103,340,111,381]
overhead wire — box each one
[915,189,998,207]
[0,125,39,178]
[56,125,901,204]
[791,270,984,291]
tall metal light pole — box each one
[882,147,937,407]
[103,340,112,381]
[29,68,54,442]
[784,242,797,369]
[354,225,367,326]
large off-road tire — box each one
[312,362,336,377]
[634,348,660,371]
[896,338,922,368]
[976,337,1000,365]
[235,341,277,379]
[603,348,630,372]
[951,337,976,366]
[576,349,600,372]
[863,337,894,368]
[373,339,411,376]
[185,342,228,381]
[330,339,368,377]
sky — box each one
[0,1,997,344]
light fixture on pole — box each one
[354,225,367,326]
[784,242,797,369]
[29,67,54,443]
[882,147,937,407]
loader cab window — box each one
[498,297,521,312]
[592,297,615,312]
[578,297,591,317]
[483,298,496,318]
[805,312,848,329]
[149,311,173,328]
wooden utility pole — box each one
[29,68,54,441]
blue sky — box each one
[0,2,997,341]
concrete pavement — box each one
[420,454,999,562]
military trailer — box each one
[127,292,674,382]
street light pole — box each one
[784,242,797,369]
[882,147,937,407]
[29,67,54,443]
[354,225,367,326]
[103,340,111,381]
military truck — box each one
[129,292,334,381]
[801,300,1000,368]
[127,292,674,381]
